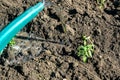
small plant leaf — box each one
[9,38,16,46]
[62,23,67,33]
[97,0,106,9]
[87,45,93,49]
[83,56,87,63]
[88,50,92,57]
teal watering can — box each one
[0,0,45,55]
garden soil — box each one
[0,0,120,80]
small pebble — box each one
[12,45,21,50]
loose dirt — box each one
[0,0,120,80]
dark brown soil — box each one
[0,0,120,80]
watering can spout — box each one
[0,1,45,54]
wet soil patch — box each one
[0,0,120,80]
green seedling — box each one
[8,38,16,46]
[97,0,106,8]
[61,22,67,33]
[77,36,94,62]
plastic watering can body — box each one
[0,2,44,54]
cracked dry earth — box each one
[0,0,120,80]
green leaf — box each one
[88,50,92,57]
[87,45,93,49]
[62,23,67,33]
[83,46,87,51]
[77,52,82,56]
[83,36,86,40]
[77,46,83,50]
[83,56,87,63]
[86,36,90,40]
[84,40,87,45]
[9,38,16,46]
[85,51,89,57]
